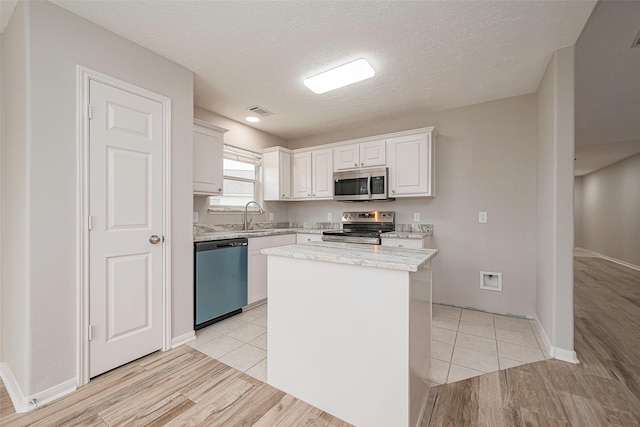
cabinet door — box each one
[360,140,386,167]
[312,149,334,199]
[280,151,291,199]
[248,251,268,304]
[193,125,223,195]
[292,152,312,199]
[387,133,434,197]
[333,144,360,171]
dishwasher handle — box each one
[195,238,248,252]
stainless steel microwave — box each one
[333,167,391,201]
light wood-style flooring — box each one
[421,254,640,426]
[0,346,351,426]
[2,254,639,426]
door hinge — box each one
[88,325,93,341]
[88,104,93,120]
[88,215,92,230]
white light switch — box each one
[327,212,333,221]
[414,213,421,222]
[479,211,488,224]
[193,212,199,223]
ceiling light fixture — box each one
[304,58,375,94]
[246,116,260,123]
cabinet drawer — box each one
[380,238,425,249]
[296,233,323,243]
[248,234,296,251]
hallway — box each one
[421,253,640,426]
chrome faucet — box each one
[244,201,264,230]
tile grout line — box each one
[445,311,462,383]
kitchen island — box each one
[262,242,438,427]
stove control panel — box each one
[342,211,395,224]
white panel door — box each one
[292,152,312,199]
[387,133,432,197]
[193,125,223,195]
[312,149,333,198]
[360,140,386,167]
[89,80,164,378]
[333,144,359,170]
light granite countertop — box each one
[194,228,333,242]
[262,241,438,272]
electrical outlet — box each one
[479,211,488,224]
[414,213,420,222]
[269,212,274,221]
[327,212,333,221]
[193,212,199,223]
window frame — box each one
[208,145,263,213]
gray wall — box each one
[289,95,538,317]
[193,107,290,226]
[535,46,575,356]
[1,0,29,393]
[579,153,640,266]
[574,176,584,248]
[2,0,194,397]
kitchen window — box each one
[209,146,262,211]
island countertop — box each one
[262,241,438,272]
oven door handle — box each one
[367,174,372,199]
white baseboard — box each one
[172,330,196,348]
[0,363,76,413]
[533,315,579,364]
[576,248,640,272]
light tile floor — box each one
[188,302,550,386]
[188,303,268,382]
[429,304,550,385]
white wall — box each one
[579,153,640,266]
[1,0,29,393]
[574,176,584,248]
[193,107,289,226]
[289,95,538,317]
[1,0,194,398]
[535,46,576,360]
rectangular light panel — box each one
[304,58,375,94]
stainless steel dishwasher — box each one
[194,238,248,330]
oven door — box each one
[333,168,388,201]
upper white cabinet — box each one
[193,120,227,195]
[387,129,435,197]
[333,140,386,171]
[292,149,333,200]
[263,147,292,201]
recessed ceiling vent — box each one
[246,105,274,117]
[632,30,640,49]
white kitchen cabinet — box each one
[263,147,292,201]
[312,149,333,199]
[387,130,435,197]
[247,234,297,304]
[193,121,227,195]
[292,149,333,200]
[333,140,385,171]
[381,236,432,249]
[296,233,323,243]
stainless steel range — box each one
[322,211,395,245]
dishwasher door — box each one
[194,238,248,330]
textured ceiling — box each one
[51,0,595,140]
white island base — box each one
[265,243,436,427]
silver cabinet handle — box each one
[307,194,311,197]
[149,235,161,244]
[354,163,358,167]
[361,162,364,166]
[391,189,396,194]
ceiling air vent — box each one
[246,105,274,117]
[632,30,640,49]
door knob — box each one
[149,235,161,244]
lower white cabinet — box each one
[381,236,432,249]
[296,233,323,243]
[247,234,296,304]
